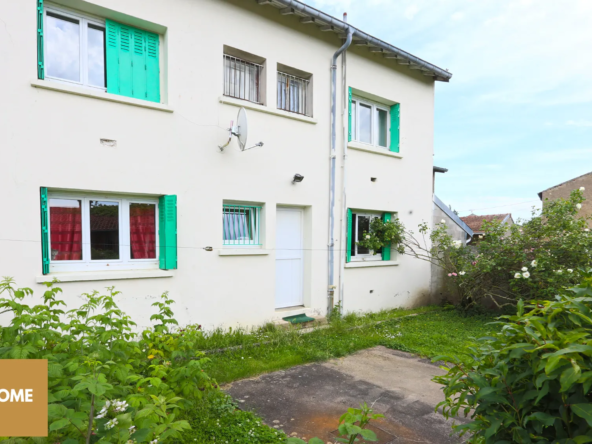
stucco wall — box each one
[541,174,592,227]
[0,0,436,329]
[430,204,468,304]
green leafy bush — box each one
[0,278,213,443]
[434,273,592,443]
[422,189,592,309]
[356,217,406,255]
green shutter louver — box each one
[347,87,353,142]
[381,212,391,261]
[106,20,160,103]
[159,195,177,270]
[37,0,44,79]
[40,187,50,275]
[390,103,400,153]
[346,208,352,263]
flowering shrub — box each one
[356,217,406,255]
[426,189,592,309]
[0,278,213,443]
[434,273,592,443]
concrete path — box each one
[224,346,467,444]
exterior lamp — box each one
[292,174,304,184]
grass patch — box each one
[197,306,497,383]
[182,391,286,444]
[183,307,500,443]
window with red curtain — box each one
[49,199,82,261]
[130,203,156,259]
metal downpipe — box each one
[328,28,354,314]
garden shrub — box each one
[434,272,592,443]
[0,278,213,443]
[429,189,592,309]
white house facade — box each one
[0,0,452,330]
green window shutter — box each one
[381,212,392,261]
[37,0,44,79]
[390,103,400,153]
[106,20,160,103]
[346,208,352,263]
[348,87,353,142]
[40,187,50,275]
[159,195,177,270]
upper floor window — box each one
[351,97,390,148]
[277,71,311,116]
[39,3,161,103]
[45,7,106,89]
[223,55,263,104]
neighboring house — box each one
[431,195,473,303]
[460,214,514,242]
[0,0,451,329]
[538,172,592,226]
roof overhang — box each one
[255,0,453,82]
[434,195,474,237]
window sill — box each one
[218,249,269,256]
[31,79,174,113]
[219,96,317,125]
[348,141,403,158]
[345,261,399,269]
[35,269,175,283]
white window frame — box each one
[351,96,390,149]
[351,211,383,262]
[48,191,159,273]
[44,3,106,91]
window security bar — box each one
[223,204,261,246]
[223,55,262,104]
[277,71,310,116]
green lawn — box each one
[181,307,500,443]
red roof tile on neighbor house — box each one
[459,214,511,233]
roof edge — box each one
[256,0,452,82]
[434,195,474,237]
[538,171,592,199]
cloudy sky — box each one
[306,0,592,220]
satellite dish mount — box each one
[219,107,264,152]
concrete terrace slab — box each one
[224,346,468,444]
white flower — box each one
[365,234,371,240]
[580,187,585,191]
[585,229,590,232]
[522,272,530,278]
[514,273,522,279]
[568,269,573,273]
[479,235,483,239]
[150,440,158,444]
[531,260,537,267]
[459,271,466,276]
[440,219,446,224]
[105,418,118,430]
[129,425,136,432]
[556,269,563,274]
[576,204,582,210]
[521,267,528,272]
[453,240,462,249]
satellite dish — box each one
[236,107,248,151]
[218,107,264,152]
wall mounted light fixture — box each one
[292,174,304,184]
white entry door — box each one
[275,208,304,308]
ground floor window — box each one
[223,203,261,246]
[349,211,383,261]
[43,191,161,272]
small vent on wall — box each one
[100,139,117,148]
